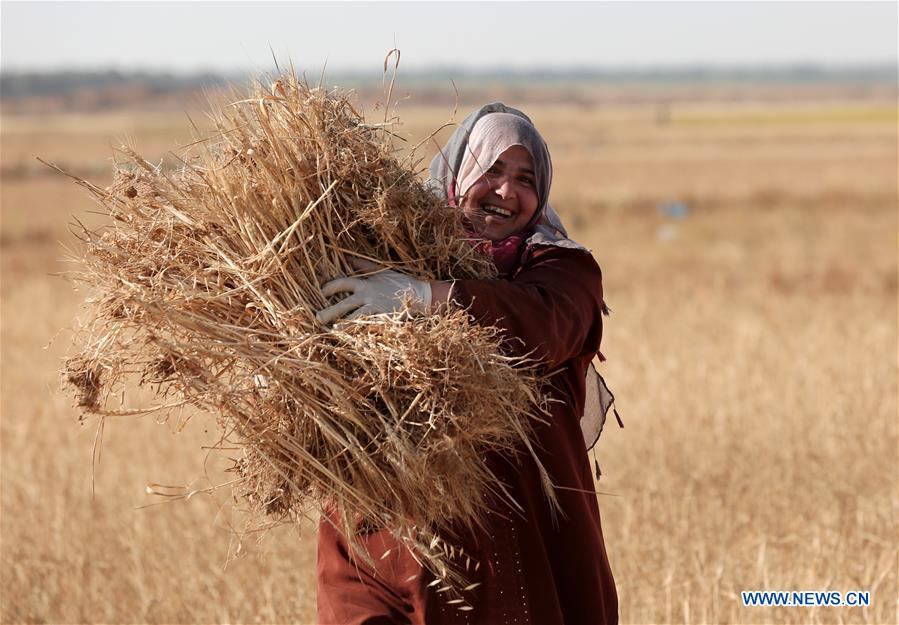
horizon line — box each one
[3,61,897,77]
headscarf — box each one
[427,103,590,270]
[427,103,616,451]
[455,112,551,225]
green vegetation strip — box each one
[674,106,898,126]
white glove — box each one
[316,258,432,324]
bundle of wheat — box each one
[61,72,553,591]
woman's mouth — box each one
[481,204,512,218]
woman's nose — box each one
[495,176,517,199]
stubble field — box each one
[1,82,896,624]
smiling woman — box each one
[452,112,548,245]
[315,104,618,625]
[461,144,539,241]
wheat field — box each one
[1,84,896,624]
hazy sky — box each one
[2,1,896,74]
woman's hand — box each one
[316,258,433,324]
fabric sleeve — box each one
[450,246,605,370]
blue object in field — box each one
[659,201,689,220]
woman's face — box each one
[460,145,540,242]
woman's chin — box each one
[481,219,519,241]
[464,216,522,242]
[483,229,514,242]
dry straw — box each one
[60,71,555,591]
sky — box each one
[1,1,896,74]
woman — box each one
[315,103,617,625]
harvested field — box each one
[1,83,896,624]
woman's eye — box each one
[519,176,535,187]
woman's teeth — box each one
[482,204,511,217]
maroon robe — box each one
[317,245,618,625]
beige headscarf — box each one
[428,103,587,254]
[455,112,552,227]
